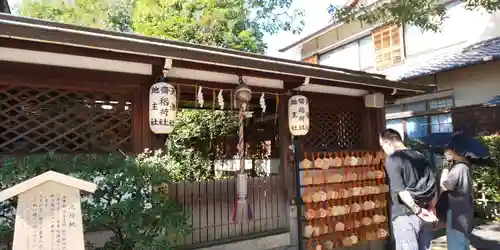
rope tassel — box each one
[233,102,252,222]
[232,174,253,222]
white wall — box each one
[404,2,500,58]
[214,158,280,174]
[267,45,303,60]
[433,61,500,107]
[404,60,500,108]
[301,21,376,57]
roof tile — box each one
[399,36,500,80]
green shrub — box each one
[0,152,190,250]
[474,135,500,220]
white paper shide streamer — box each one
[218,90,224,110]
[197,86,204,108]
[259,93,266,114]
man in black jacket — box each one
[380,129,438,250]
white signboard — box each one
[0,171,97,250]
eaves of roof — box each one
[0,13,434,94]
[399,36,500,80]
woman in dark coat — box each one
[440,147,473,250]
[439,132,487,250]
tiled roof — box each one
[399,36,500,80]
[486,95,500,106]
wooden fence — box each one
[167,175,289,248]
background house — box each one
[279,0,500,141]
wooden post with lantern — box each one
[288,93,310,249]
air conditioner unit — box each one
[364,93,384,108]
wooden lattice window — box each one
[301,99,362,150]
[372,24,402,69]
[302,54,318,64]
[0,85,133,154]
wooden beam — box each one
[309,78,418,97]
[0,61,148,88]
[0,72,138,93]
[0,37,163,65]
[172,60,303,83]
[173,61,426,95]
[170,77,285,94]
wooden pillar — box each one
[361,106,375,149]
[278,92,293,200]
[132,86,143,153]
[361,107,385,150]
[372,107,386,148]
[279,91,303,249]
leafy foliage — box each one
[19,0,114,29]
[165,109,238,181]
[0,153,190,249]
[133,110,238,182]
[329,0,500,32]
[19,0,304,53]
[474,135,500,220]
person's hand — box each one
[417,208,438,223]
[428,206,437,218]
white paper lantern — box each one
[288,95,310,136]
[149,81,177,134]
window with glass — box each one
[320,42,359,70]
[385,105,403,115]
[405,101,427,113]
[431,113,453,133]
[319,36,375,71]
[428,98,454,110]
[358,36,375,70]
[385,97,455,142]
[372,24,402,69]
[406,116,429,139]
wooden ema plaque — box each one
[299,151,390,249]
[0,171,97,250]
